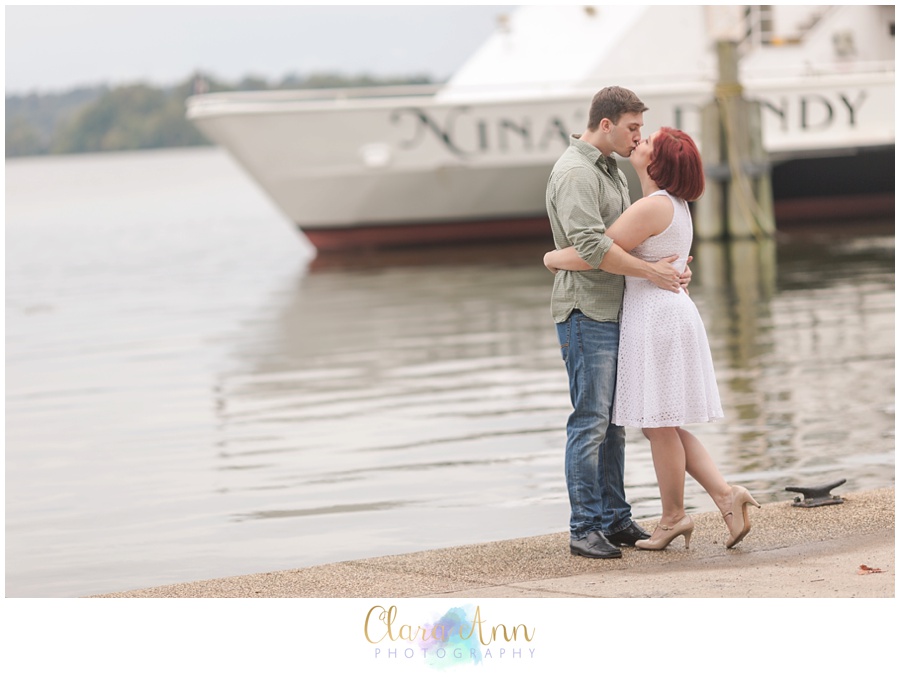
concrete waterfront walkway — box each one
[94,487,894,598]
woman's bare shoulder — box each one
[606,193,675,250]
[628,193,674,227]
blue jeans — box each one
[556,311,631,540]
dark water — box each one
[5,148,894,597]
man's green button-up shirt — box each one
[545,134,632,323]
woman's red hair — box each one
[647,127,705,201]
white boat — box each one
[186,5,894,251]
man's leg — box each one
[598,421,633,535]
[557,311,625,540]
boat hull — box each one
[301,215,551,252]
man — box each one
[545,86,685,559]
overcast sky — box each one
[4,4,512,95]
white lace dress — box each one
[613,190,724,427]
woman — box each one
[544,127,759,550]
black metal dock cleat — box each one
[785,479,847,507]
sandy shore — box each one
[92,486,894,598]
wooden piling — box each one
[696,40,775,240]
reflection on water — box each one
[213,240,573,571]
[4,149,894,597]
[691,226,895,498]
[219,233,894,545]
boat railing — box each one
[187,83,443,107]
[186,59,893,116]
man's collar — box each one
[571,133,615,171]
[570,134,601,164]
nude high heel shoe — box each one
[723,485,761,549]
[635,515,694,551]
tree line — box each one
[5,72,434,158]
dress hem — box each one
[613,415,725,428]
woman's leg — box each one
[675,427,733,514]
[642,427,687,525]
[675,427,758,541]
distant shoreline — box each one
[5,73,435,159]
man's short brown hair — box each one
[587,86,648,130]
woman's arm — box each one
[544,195,672,273]
[543,195,688,292]
[611,197,692,290]
[605,195,672,251]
